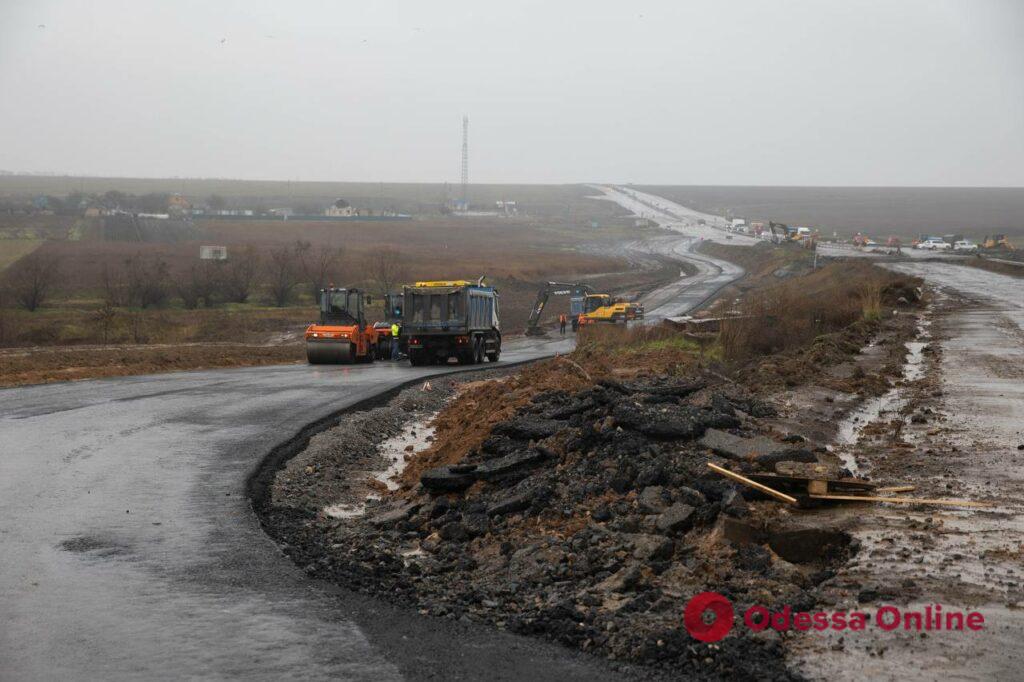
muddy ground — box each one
[789,279,1024,680]
[0,340,305,387]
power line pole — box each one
[460,115,469,206]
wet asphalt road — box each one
[0,194,746,680]
[0,338,599,681]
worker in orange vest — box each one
[558,313,567,335]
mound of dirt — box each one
[270,372,855,679]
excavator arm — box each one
[524,282,594,335]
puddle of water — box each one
[323,502,370,519]
[903,341,927,381]
[322,416,436,519]
[832,318,930,473]
[376,421,436,492]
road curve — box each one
[593,185,749,321]
[0,197,749,679]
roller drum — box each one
[306,340,355,364]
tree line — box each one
[3,243,409,313]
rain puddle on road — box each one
[323,416,436,519]
[832,317,931,474]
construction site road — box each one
[0,194,749,679]
[594,185,749,321]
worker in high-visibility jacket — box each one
[390,322,401,360]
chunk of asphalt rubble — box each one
[629,533,674,561]
[637,486,670,514]
[492,417,563,441]
[700,428,786,462]
[368,501,421,528]
[755,448,818,468]
[475,448,550,483]
[421,449,550,492]
[597,563,642,593]
[487,491,532,517]
[675,486,707,507]
[655,503,696,534]
[768,526,852,564]
[612,402,733,440]
[720,488,749,517]
[420,465,477,493]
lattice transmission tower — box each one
[460,115,469,205]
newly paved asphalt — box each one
[0,199,745,680]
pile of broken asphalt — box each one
[262,372,859,679]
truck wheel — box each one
[474,338,485,364]
[486,349,500,362]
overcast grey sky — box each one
[1,0,1022,186]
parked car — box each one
[953,240,978,253]
[918,237,952,250]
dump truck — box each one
[402,279,500,366]
[305,287,376,364]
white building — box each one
[325,199,356,217]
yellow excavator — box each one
[983,234,1016,251]
[576,293,644,329]
[524,282,643,334]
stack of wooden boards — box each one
[708,462,990,509]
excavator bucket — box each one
[306,340,355,364]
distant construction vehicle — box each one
[525,281,643,334]
[402,279,501,366]
[525,282,592,335]
[305,287,377,364]
[576,293,644,329]
[983,234,1016,250]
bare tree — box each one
[8,251,61,312]
[100,263,126,306]
[295,240,345,299]
[123,254,170,308]
[220,245,261,304]
[176,261,219,309]
[265,245,302,307]
[89,301,118,344]
[367,247,409,297]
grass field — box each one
[0,239,43,272]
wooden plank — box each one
[707,462,798,505]
[808,493,991,508]
[807,480,829,495]
[875,485,916,494]
[747,473,876,492]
